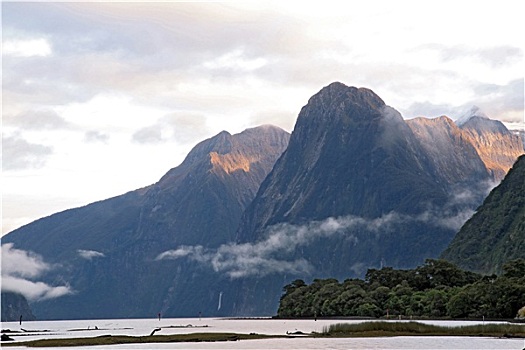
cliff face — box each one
[460,117,524,180]
[1,292,36,322]
[406,116,489,185]
[454,107,524,180]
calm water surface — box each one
[2,317,524,349]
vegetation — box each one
[321,321,525,338]
[1,333,283,348]
[441,155,525,274]
[277,259,525,319]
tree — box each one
[502,259,525,279]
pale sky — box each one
[2,1,524,235]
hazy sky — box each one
[2,1,524,235]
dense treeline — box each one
[277,259,525,319]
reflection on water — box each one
[2,318,523,349]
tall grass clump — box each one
[322,321,525,338]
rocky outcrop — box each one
[456,106,524,180]
[1,292,36,322]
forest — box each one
[277,259,525,319]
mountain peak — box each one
[456,107,509,135]
[455,105,489,126]
[311,82,385,110]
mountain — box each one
[441,155,525,274]
[1,125,290,319]
[2,82,522,319]
[1,292,36,322]
[232,82,523,315]
[456,106,524,180]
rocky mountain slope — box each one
[441,155,525,274]
[232,82,523,315]
[456,106,524,180]
[2,126,289,319]
[1,292,36,322]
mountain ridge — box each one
[2,125,290,319]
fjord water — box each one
[2,318,524,349]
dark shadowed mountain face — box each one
[441,155,525,274]
[1,126,289,319]
[231,82,522,315]
[1,292,36,322]
[237,83,448,238]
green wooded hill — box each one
[277,259,525,319]
[441,155,525,274]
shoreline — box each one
[2,321,525,348]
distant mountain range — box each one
[2,82,523,319]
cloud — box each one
[416,44,523,68]
[77,249,105,260]
[3,38,52,57]
[84,131,110,143]
[132,126,162,144]
[132,112,211,144]
[3,109,71,130]
[156,209,472,278]
[471,79,524,124]
[1,243,72,301]
[2,135,53,170]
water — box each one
[2,318,524,349]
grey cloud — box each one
[77,249,105,260]
[1,243,73,301]
[132,126,163,144]
[404,101,457,119]
[415,44,523,67]
[251,110,296,132]
[2,2,325,112]
[2,135,53,170]
[132,112,211,145]
[471,79,524,122]
[161,113,211,143]
[4,109,71,130]
[84,131,110,143]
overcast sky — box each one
[2,1,524,235]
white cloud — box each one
[1,244,73,301]
[77,249,105,260]
[3,38,52,57]
[156,209,472,278]
[203,48,268,71]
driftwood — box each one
[149,327,161,336]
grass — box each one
[321,321,525,338]
[1,332,284,348]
